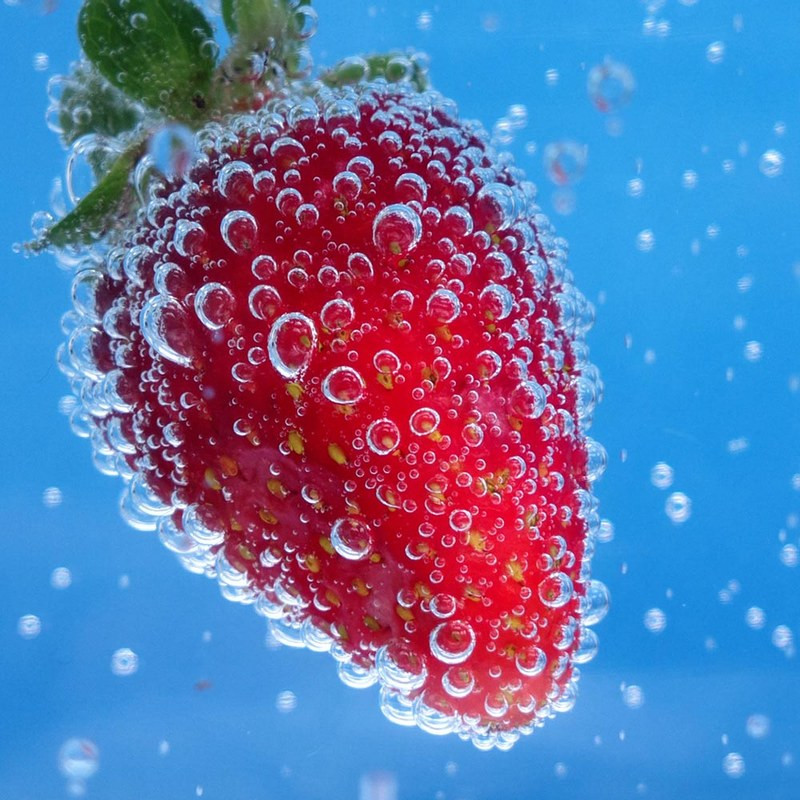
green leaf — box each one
[29,144,142,253]
[222,0,293,54]
[58,61,143,148]
[220,0,237,37]
[78,0,216,121]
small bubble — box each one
[372,204,422,256]
[220,210,258,253]
[111,647,139,676]
[587,58,635,113]
[780,543,798,567]
[267,313,317,379]
[366,418,401,455]
[543,141,588,186]
[743,340,763,362]
[42,486,63,507]
[426,289,461,324]
[18,614,42,639]
[331,517,374,560]
[33,52,49,71]
[322,367,365,405]
[759,149,784,178]
[636,229,655,252]
[416,10,432,30]
[539,572,574,609]
[772,624,793,651]
[627,178,645,197]
[430,620,476,664]
[746,713,770,739]
[51,567,72,589]
[622,684,645,709]
[722,752,745,779]
[276,690,297,713]
[681,169,698,189]
[665,491,692,523]
[644,608,667,633]
[194,282,235,330]
[745,606,766,630]
[650,462,674,489]
[59,739,99,780]
[706,41,726,64]
[544,68,559,86]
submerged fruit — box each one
[59,80,607,750]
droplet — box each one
[476,350,502,380]
[510,380,547,419]
[220,210,258,253]
[395,172,428,202]
[373,204,423,255]
[182,503,225,546]
[430,593,457,619]
[539,572,574,609]
[582,579,610,625]
[475,182,516,230]
[348,251,374,279]
[217,160,254,200]
[332,170,362,200]
[320,299,355,331]
[409,407,440,435]
[462,423,484,447]
[391,289,415,313]
[376,639,428,691]
[267,313,317,378]
[173,219,206,257]
[322,367,366,404]
[426,289,461,323]
[18,614,41,639]
[330,517,374,560]
[194,282,234,330]
[643,607,667,633]
[366,418,401,455]
[515,644,547,676]
[650,461,674,489]
[140,295,194,368]
[442,666,475,697]
[374,349,401,374]
[248,284,282,320]
[430,620,476,664]
[479,283,515,320]
[722,752,745,779]
[448,509,472,532]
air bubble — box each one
[410,407,440,435]
[479,284,514,320]
[220,210,258,253]
[374,350,401,374]
[539,572,574,609]
[430,620,476,664]
[544,141,588,186]
[665,491,692,523]
[217,161,254,200]
[442,666,474,697]
[366,418,401,455]
[111,647,139,676]
[426,289,461,323]
[476,182,516,230]
[759,149,784,178]
[182,503,226,546]
[515,644,547,676]
[644,607,667,633]
[476,350,502,380]
[320,299,355,331]
[173,219,206,257]
[248,284,281,320]
[322,367,366,404]
[194,282,234,330]
[448,509,472,532]
[376,639,428,691]
[59,739,99,780]
[332,170,362,200]
[650,462,674,489]
[267,313,317,379]
[373,204,423,256]
[587,58,635,113]
[140,295,194,368]
[430,593,457,619]
[510,381,547,419]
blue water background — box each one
[1,1,799,797]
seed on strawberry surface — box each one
[58,79,608,750]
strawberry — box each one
[59,79,608,749]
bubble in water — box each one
[538,572,574,609]
[248,284,282,320]
[430,593,457,619]
[268,313,317,378]
[479,284,515,320]
[681,169,699,189]
[18,614,42,639]
[510,381,547,419]
[665,491,692,523]
[140,295,194,368]
[706,41,726,64]
[587,58,635,113]
[372,204,422,255]
[760,149,784,178]
[59,739,99,780]
[220,210,258,252]
[722,752,745,779]
[320,298,355,331]
[275,690,297,713]
[448,509,472,532]
[515,644,547,676]
[636,229,655,252]
[322,367,366,404]
[330,517,374,560]
[743,340,763,362]
[622,684,645,709]
[51,567,72,589]
[217,160,254,200]
[111,647,139,676]
[366,418,401,455]
[194,282,234,330]
[376,639,428,691]
[627,177,645,197]
[475,182,517,230]
[780,543,798,567]
[148,123,195,177]
[772,624,793,651]
[644,607,667,633]
[332,170,362,200]
[650,462,674,489]
[582,579,610,626]
[42,486,63,507]
[476,350,502,380]
[429,620,476,664]
[409,407,440,435]
[745,606,766,630]
[427,289,461,324]
[33,52,49,71]
[543,141,588,186]
[746,713,770,739]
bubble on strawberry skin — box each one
[429,620,476,665]
[366,418,401,455]
[322,367,366,404]
[267,312,317,378]
[330,517,374,560]
[194,282,235,331]
[372,204,422,255]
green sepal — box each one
[321,51,430,93]
[58,61,143,148]
[28,142,144,253]
[78,0,216,121]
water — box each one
[2,0,799,797]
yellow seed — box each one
[267,478,287,498]
[396,605,414,622]
[464,585,482,602]
[538,464,549,478]
[259,509,278,525]
[299,335,311,348]
[238,544,256,561]
[335,622,348,639]
[508,416,523,431]
[369,552,382,564]
[506,559,525,583]
[505,615,524,631]
[414,582,432,600]
[353,578,370,597]
[328,443,347,465]
[286,382,303,401]
[363,615,382,631]
[326,589,341,608]
[204,468,221,491]
[468,531,487,552]
[319,536,335,555]
[304,554,321,573]
[429,430,443,442]
[376,372,393,390]
[230,518,243,532]
[288,430,304,455]
[219,455,239,477]
[435,325,452,341]
[389,241,402,255]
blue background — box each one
[2,0,799,798]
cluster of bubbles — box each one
[52,79,608,749]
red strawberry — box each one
[61,80,608,749]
